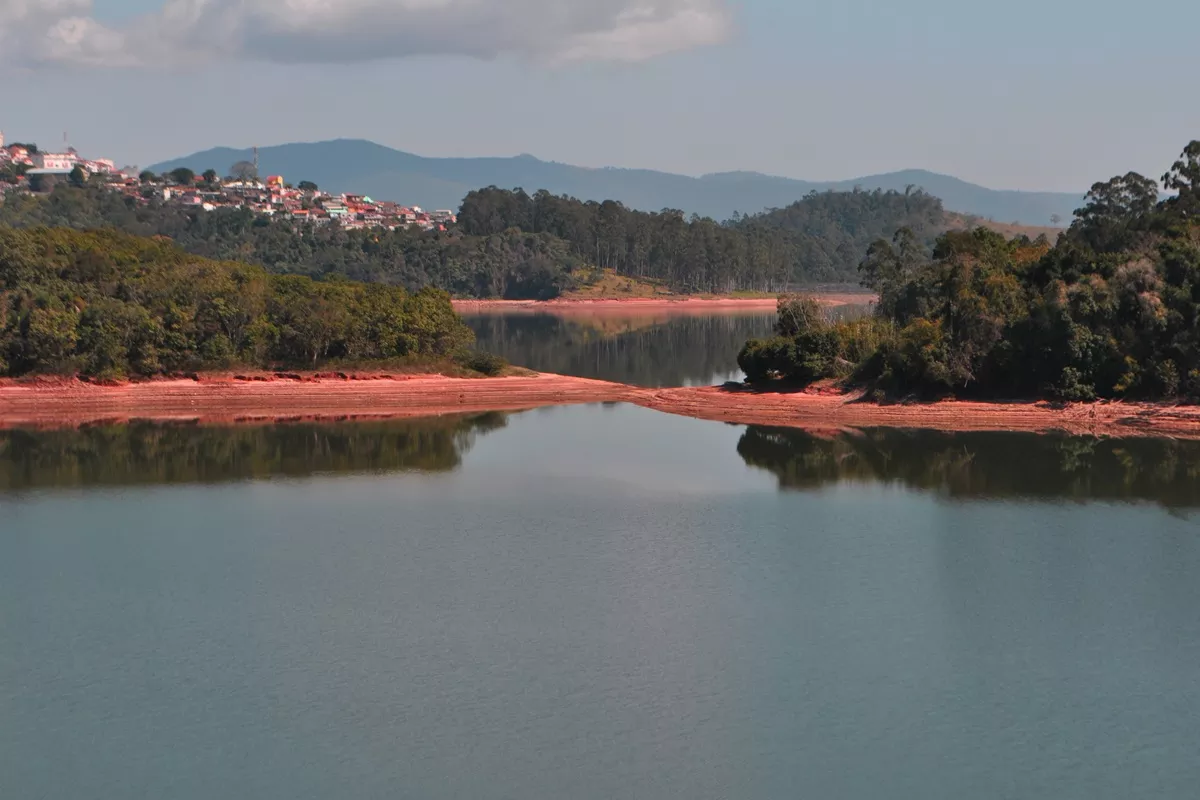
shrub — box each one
[458,350,506,376]
[738,337,796,383]
[1052,367,1097,402]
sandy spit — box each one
[638,385,1200,440]
[0,373,631,429]
[3,373,1200,439]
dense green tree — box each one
[298,180,319,191]
[68,165,89,188]
[169,167,196,186]
[0,227,477,379]
[1069,172,1159,253]
[743,140,1200,403]
[1162,140,1200,215]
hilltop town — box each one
[0,135,456,231]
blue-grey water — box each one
[464,310,778,385]
[2,404,1199,799]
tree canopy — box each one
[740,140,1200,403]
[458,185,949,292]
[0,226,475,379]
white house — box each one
[34,152,78,171]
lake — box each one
[464,309,778,385]
[3,404,1199,799]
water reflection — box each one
[465,312,777,386]
[0,414,508,491]
[738,426,1200,509]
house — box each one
[33,152,78,171]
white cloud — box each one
[0,0,732,68]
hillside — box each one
[149,139,1082,226]
[2,183,976,297]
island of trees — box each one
[739,140,1200,402]
[0,227,486,380]
[0,180,953,298]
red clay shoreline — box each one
[3,372,1200,439]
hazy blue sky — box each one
[2,0,1196,191]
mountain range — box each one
[150,139,1083,226]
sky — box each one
[1,0,1197,192]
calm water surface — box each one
[2,406,1199,799]
[465,311,777,385]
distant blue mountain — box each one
[150,139,1082,225]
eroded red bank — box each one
[3,372,1200,439]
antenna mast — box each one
[253,145,259,178]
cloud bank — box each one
[0,0,733,68]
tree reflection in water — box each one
[738,426,1200,509]
[0,413,508,491]
[466,312,778,387]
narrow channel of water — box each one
[464,311,777,386]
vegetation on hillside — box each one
[0,188,583,301]
[0,227,477,379]
[1,181,951,297]
[739,140,1200,402]
[458,185,948,291]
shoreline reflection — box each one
[738,426,1200,509]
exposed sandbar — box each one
[0,373,630,429]
[3,373,1199,439]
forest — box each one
[457,185,948,290]
[739,140,1200,403]
[0,227,479,379]
[0,182,948,297]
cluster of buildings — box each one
[0,132,117,178]
[0,133,456,232]
[150,175,457,231]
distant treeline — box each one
[740,140,1200,402]
[0,182,949,297]
[458,186,948,292]
[0,227,476,379]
